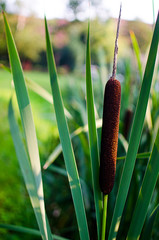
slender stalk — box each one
[112,4,122,80]
[152,0,155,24]
[101,195,108,240]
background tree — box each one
[68,0,82,18]
[67,0,102,19]
[0,0,6,11]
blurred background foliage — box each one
[0,11,152,71]
[0,3,159,239]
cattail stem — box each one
[112,4,122,80]
[101,195,108,240]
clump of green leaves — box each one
[1,10,159,240]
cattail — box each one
[124,109,133,140]
[99,77,121,194]
[99,5,121,195]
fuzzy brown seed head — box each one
[124,109,133,140]
[99,78,121,195]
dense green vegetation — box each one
[1,57,159,238]
[0,12,159,240]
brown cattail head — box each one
[123,109,133,140]
[99,77,121,195]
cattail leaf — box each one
[108,12,159,240]
[48,164,91,211]
[130,31,143,80]
[86,22,103,239]
[139,204,159,240]
[48,165,89,195]
[127,129,159,239]
[25,77,53,103]
[0,63,11,73]
[97,48,108,95]
[45,16,90,240]
[48,165,87,187]
[135,152,151,159]
[152,0,155,24]
[3,12,52,240]
[25,77,72,119]
[0,63,72,119]
[130,30,152,130]
[0,223,69,240]
[43,144,62,170]
[0,223,41,237]
[8,100,52,240]
[118,133,128,153]
[117,152,151,160]
[43,118,102,169]
[117,152,151,161]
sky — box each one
[7,0,159,24]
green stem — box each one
[101,194,108,240]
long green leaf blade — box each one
[3,12,52,240]
[108,12,159,240]
[0,63,72,119]
[8,100,52,240]
[0,224,69,240]
[117,152,151,161]
[130,30,143,80]
[127,129,159,239]
[86,23,102,239]
[25,77,72,119]
[43,119,102,170]
[139,204,159,240]
[130,31,152,130]
[45,17,90,240]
